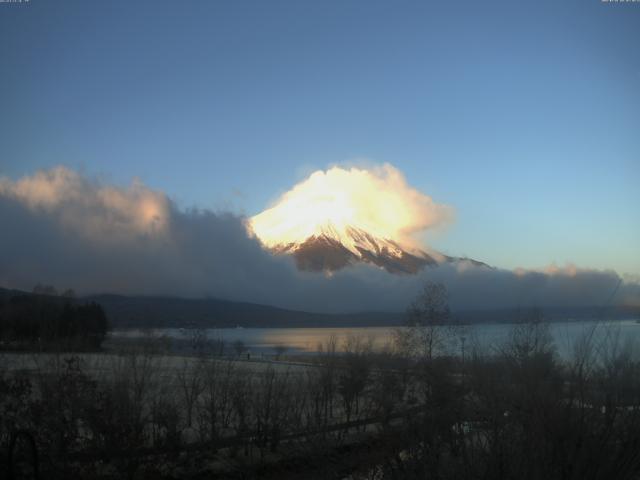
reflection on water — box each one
[110,319,640,359]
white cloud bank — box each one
[0,166,637,313]
[250,164,453,251]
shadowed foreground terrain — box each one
[2,315,640,479]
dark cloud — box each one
[0,167,637,313]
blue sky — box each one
[1,0,638,276]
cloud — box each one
[250,164,453,251]
[0,166,637,314]
[0,167,169,243]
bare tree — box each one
[395,281,451,359]
[188,328,210,356]
[61,288,76,299]
[503,307,555,364]
[198,359,237,445]
[176,358,205,428]
[252,366,293,456]
[317,335,339,423]
[32,284,57,296]
[233,339,247,357]
[274,344,288,360]
[339,335,373,425]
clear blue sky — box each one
[1,0,638,275]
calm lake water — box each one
[110,319,640,360]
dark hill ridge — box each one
[2,287,638,329]
[84,293,404,329]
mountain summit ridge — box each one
[264,221,486,274]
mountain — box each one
[0,286,401,328]
[2,287,638,329]
[84,293,403,329]
[84,295,640,329]
[268,223,487,274]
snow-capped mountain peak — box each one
[262,221,440,274]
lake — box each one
[110,319,640,360]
